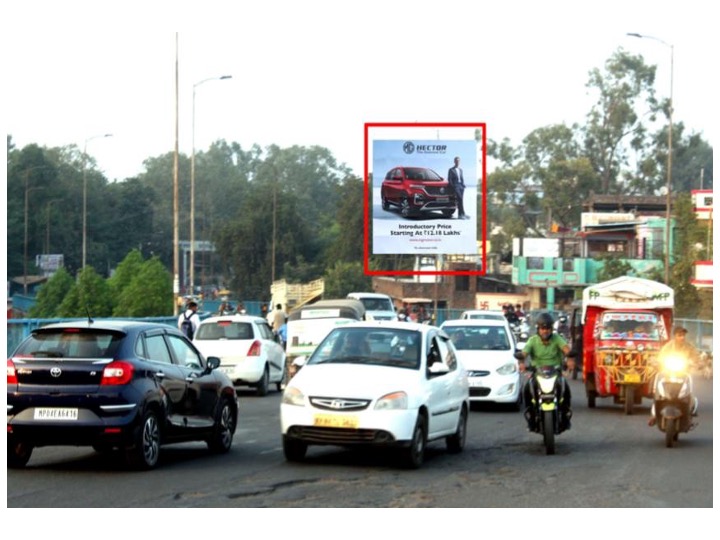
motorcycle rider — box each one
[648,325,699,426]
[515,312,573,431]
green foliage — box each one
[56,267,113,318]
[29,267,74,317]
[597,255,634,282]
[323,261,371,298]
[669,194,702,318]
[108,249,145,305]
[114,257,173,316]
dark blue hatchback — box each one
[7,320,238,470]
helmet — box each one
[536,312,554,335]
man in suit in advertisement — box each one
[448,156,468,219]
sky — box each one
[3,0,715,186]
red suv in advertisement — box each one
[381,166,457,218]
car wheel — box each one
[283,436,307,462]
[446,406,467,454]
[402,415,427,469]
[510,391,522,412]
[7,437,33,469]
[442,210,454,218]
[400,198,412,218]
[382,196,390,211]
[255,365,270,397]
[207,397,235,453]
[125,409,161,470]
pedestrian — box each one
[448,156,468,219]
[272,303,287,334]
[178,301,200,340]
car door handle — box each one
[155,371,166,379]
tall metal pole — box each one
[190,75,231,296]
[627,33,673,284]
[82,133,112,270]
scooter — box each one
[518,358,571,455]
[651,353,698,448]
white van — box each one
[346,292,398,321]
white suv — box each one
[194,315,286,396]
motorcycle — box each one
[651,353,698,448]
[517,356,571,455]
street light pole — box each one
[191,74,232,296]
[627,33,674,284]
[82,133,112,270]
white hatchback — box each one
[194,315,286,396]
[281,322,469,468]
[440,319,521,410]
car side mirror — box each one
[428,362,449,375]
[292,356,307,368]
[206,356,221,371]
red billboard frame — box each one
[363,122,487,277]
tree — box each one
[56,266,113,318]
[28,267,74,317]
[596,255,634,282]
[323,261,371,298]
[108,249,145,308]
[583,49,660,194]
[669,194,702,318]
[114,257,173,316]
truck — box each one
[572,276,674,415]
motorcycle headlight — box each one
[662,354,688,374]
[282,386,306,407]
[375,391,408,411]
[497,362,518,375]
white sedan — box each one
[281,322,469,468]
[193,315,286,396]
[440,319,522,410]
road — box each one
[6,375,713,510]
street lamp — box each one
[190,75,232,295]
[82,133,113,270]
[627,32,674,284]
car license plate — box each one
[33,408,78,421]
[468,379,484,387]
[436,197,449,203]
[624,372,641,383]
[313,414,359,429]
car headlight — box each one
[375,391,408,411]
[282,386,305,407]
[662,354,688,374]
[497,362,518,376]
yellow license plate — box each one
[624,372,641,383]
[313,414,359,429]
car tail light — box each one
[7,359,18,384]
[247,340,262,357]
[101,361,134,385]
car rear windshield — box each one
[195,321,253,340]
[14,329,123,359]
[444,325,510,351]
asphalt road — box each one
[6,375,713,510]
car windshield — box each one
[307,327,421,369]
[466,313,504,320]
[195,321,253,340]
[359,298,394,312]
[15,329,122,359]
[404,167,443,181]
[444,326,510,351]
[599,312,660,341]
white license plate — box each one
[436,197,449,203]
[468,379,484,387]
[220,366,235,374]
[34,408,79,421]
